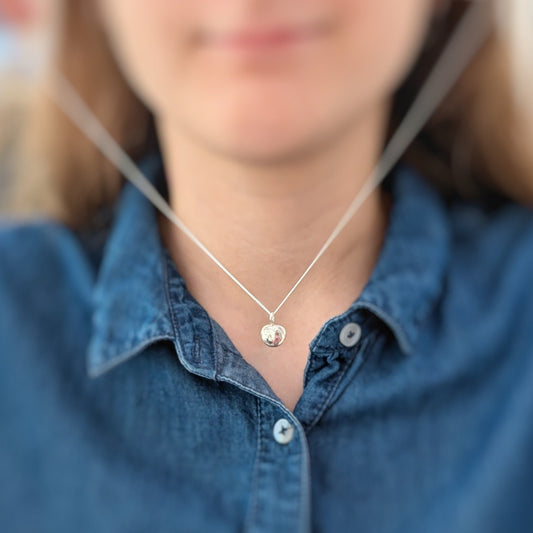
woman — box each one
[1,0,532,532]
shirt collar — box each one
[86,149,175,378]
[86,147,450,378]
[341,162,451,354]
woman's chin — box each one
[200,113,336,165]
[208,130,326,166]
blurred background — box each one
[0,0,54,209]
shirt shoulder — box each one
[0,217,102,332]
[448,197,533,285]
[443,196,533,344]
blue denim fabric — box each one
[1,147,533,533]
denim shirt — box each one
[1,148,533,533]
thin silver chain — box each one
[44,2,489,323]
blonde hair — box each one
[3,0,533,229]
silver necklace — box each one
[45,2,489,348]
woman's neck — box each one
[155,102,391,330]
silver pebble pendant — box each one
[261,314,286,347]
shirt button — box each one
[273,418,294,445]
[339,322,362,347]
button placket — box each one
[245,401,310,532]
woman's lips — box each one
[198,20,332,51]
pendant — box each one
[261,315,286,347]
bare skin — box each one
[156,101,392,412]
